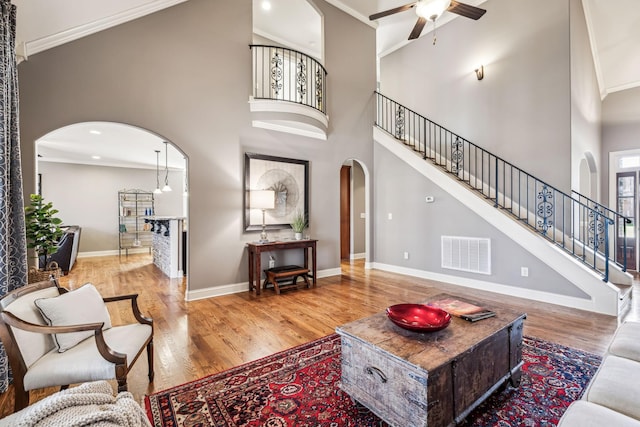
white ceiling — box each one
[12,0,640,168]
[37,122,186,170]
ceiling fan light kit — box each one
[416,0,451,21]
[369,0,486,41]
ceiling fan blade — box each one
[369,2,417,21]
[408,16,427,40]
[447,0,486,20]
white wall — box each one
[602,86,640,203]
[570,0,602,201]
[379,0,572,190]
[38,161,184,253]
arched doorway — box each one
[35,121,190,288]
[340,159,370,266]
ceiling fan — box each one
[370,0,486,41]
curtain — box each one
[0,0,27,393]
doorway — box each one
[610,150,640,271]
[35,121,190,285]
[339,160,368,262]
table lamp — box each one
[250,190,275,243]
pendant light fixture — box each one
[162,141,172,192]
[153,150,162,194]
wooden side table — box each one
[246,239,317,295]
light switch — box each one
[388,213,393,220]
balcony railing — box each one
[375,92,623,282]
[250,45,327,114]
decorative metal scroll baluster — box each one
[296,58,307,102]
[395,107,405,140]
[270,52,283,97]
[588,205,605,253]
[451,137,463,174]
[536,185,554,235]
[315,68,323,110]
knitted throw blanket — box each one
[15,381,151,427]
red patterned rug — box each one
[145,334,600,426]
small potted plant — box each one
[290,209,307,240]
[25,194,64,281]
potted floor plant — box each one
[25,194,64,282]
[290,209,307,240]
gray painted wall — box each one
[569,0,602,200]
[601,86,640,203]
[18,0,376,291]
[374,142,588,298]
[379,0,572,191]
[38,162,184,252]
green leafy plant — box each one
[25,194,64,266]
[290,209,307,233]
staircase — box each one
[374,92,632,317]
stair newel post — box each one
[604,218,610,282]
[494,156,499,208]
[623,217,628,272]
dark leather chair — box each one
[39,225,81,275]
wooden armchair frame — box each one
[0,279,154,411]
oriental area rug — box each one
[145,334,601,427]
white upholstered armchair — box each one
[0,279,154,412]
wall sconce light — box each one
[153,150,162,194]
[475,65,484,81]
[162,141,172,192]
[250,190,275,243]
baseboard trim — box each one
[370,262,609,314]
[350,253,366,260]
[185,267,342,301]
[78,248,150,258]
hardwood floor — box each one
[1,254,637,417]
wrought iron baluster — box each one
[296,57,307,103]
[395,107,405,140]
[537,185,554,235]
[270,51,283,97]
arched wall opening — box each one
[339,158,371,266]
[34,121,190,290]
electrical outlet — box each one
[404,252,409,260]
[521,267,528,277]
[269,256,275,269]
[388,213,393,220]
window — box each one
[618,156,640,169]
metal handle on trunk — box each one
[365,366,388,383]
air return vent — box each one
[441,236,491,275]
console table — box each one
[246,239,317,295]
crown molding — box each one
[23,0,189,57]
[323,0,376,29]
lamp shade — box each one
[250,190,275,210]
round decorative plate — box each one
[386,304,451,332]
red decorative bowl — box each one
[386,304,451,332]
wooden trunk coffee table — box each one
[336,293,526,427]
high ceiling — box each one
[12,0,640,168]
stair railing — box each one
[571,191,630,272]
[250,45,327,114]
[375,92,619,282]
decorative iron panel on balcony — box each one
[250,45,327,115]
